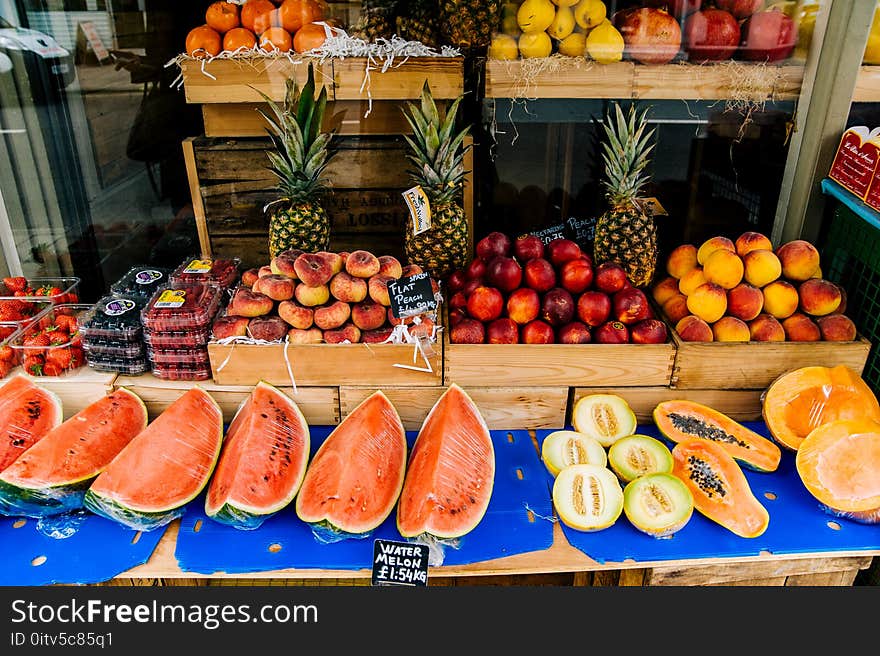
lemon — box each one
[574,0,606,30]
[586,20,624,64]
[552,0,580,6]
[558,31,587,57]
[489,33,520,60]
[519,30,553,58]
[500,2,521,36]
[547,6,576,40]
[517,0,555,34]
[864,4,880,65]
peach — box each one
[368,274,394,306]
[387,307,405,326]
[712,316,750,342]
[346,250,381,278]
[467,286,504,322]
[294,253,335,286]
[652,276,680,306]
[749,314,785,342]
[377,255,403,279]
[324,323,361,344]
[630,319,668,344]
[241,268,260,288]
[686,283,727,324]
[678,267,707,296]
[742,249,782,288]
[270,252,299,279]
[287,327,324,344]
[409,317,436,340]
[775,240,820,281]
[703,249,744,290]
[278,300,314,329]
[330,271,368,303]
[252,274,295,301]
[294,283,330,307]
[318,251,344,276]
[735,231,772,257]
[351,300,386,331]
[401,264,423,277]
[228,288,274,318]
[314,301,351,331]
[258,265,274,278]
[697,236,735,265]
[487,318,519,344]
[507,288,540,325]
[557,321,592,344]
[798,279,841,317]
[521,319,555,344]
[816,314,857,342]
[761,280,799,319]
[450,318,485,344]
[666,244,698,279]
[212,315,250,340]
[782,313,821,342]
[675,315,713,342]
[661,293,690,324]
[362,327,394,344]
[726,283,763,322]
[248,316,289,342]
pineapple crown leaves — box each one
[401,81,472,206]
[253,63,336,205]
[599,103,656,207]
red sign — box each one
[829,127,880,201]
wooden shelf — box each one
[854,65,880,102]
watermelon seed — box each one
[268,543,282,553]
[31,556,46,567]
[261,413,268,419]
[12,519,26,529]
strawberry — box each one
[22,332,50,348]
[36,285,63,298]
[0,360,13,378]
[45,330,69,346]
[23,355,44,376]
[41,362,62,377]
[3,277,26,292]
[54,315,78,333]
[46,348,80,370]
[0,345,13,362]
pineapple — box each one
[439,0,503,50]
[257,63,335,257]
[593,103,658,288]
[401,82,471,279]
[352,0,399,41]
[396,0,441,48]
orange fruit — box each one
[186,25,222,58]
[205,1,240,34]
[241,0,276,33]
[278,0,324,33]
[294,22,328,53]
[259,27,293,52]
[253,7,281,35]
[223,27,257,51]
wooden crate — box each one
[113,374,340,425]
[443,330,676,388]
[208,341,442,387]
[339,385,568,430]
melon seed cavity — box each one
[566,438,587,467]
[572,475,586,515]
[641,483,673,518]
[628,446,654,475]
[669,413,748,449]
[593,404,619,437]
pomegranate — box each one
[615,7,682,65]
[684,8,740,62]
[739,8,796,63]
[716,0,763,20]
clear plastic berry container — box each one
[110,266,172,300]
[146,346,210,366]
[0,277,80,304]
[141,283,224,333]
[151,362,212,381]
[78,295,148,342]
[83,338,145,359]
[143,326,211,348]
[169,256,240,289]
[0,299,54,341]
[9,303,91,377]
[86,354,150,376]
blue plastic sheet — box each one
[174,427,554,574]
[541,422,880,564]
[0,512,168,585]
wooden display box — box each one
[207,341,442,388]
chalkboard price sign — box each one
[388,272,437,319]
[521,223,567,245]
[371,539,430,586]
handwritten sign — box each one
[565,215,595,249]
[402,186,432,236]
[371,539,429,587]
[388,272,437,319]
[521,223,567,245]
[79,21,109,63]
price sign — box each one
[522,223,567,245]
[565,215,596,250]
[388,272,437,319]
[371,539,429,587]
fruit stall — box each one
[1,0,880,589]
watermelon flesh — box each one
[0,375,62,473]
[205,381,310,530]
[295,391,406,537]
[84,387,223,531]
[0,389,147,517]
[397,384,495,540]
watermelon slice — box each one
[397,384,495,539]
[295,390,407,537]
[205,381,310,530]
[84,387,223,531]
[0,389,147,517]
[0,375,62,473]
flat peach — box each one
[294,283,330,307]
[329,271,368,303]
[314,301,351,331]
[368,274,394,306]
[351,300,387,331]
[287,327,323,344]
[377,255,403,279]
[278,300,314,330]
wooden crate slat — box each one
[331,58,464,100]
[485,60,634,99]
[181,59,335,104]
[633,63,804,101]
[648,555,873,586]
[853,65,880,102]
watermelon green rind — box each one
[204,381,310,526]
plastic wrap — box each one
[0,276,80,304]
[146,346,210,366]
[151,363,212,381]
[87,357,151,376]
[144,326,211,348]
[0,299,53,340]
[205,382,310,531]
[0,375,63,473]
[110,266,172,300]
[170,255,240,289]
[78,295,148,342]
[83,338,145,359]
[141,282,225,332]
[83,388,222,531]
[9,304,91,377]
